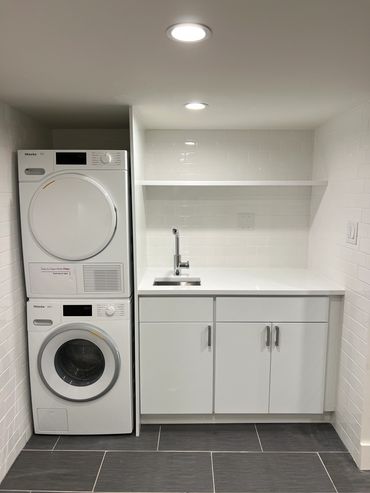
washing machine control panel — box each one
[28,300,130,331]
[97,303,126,318]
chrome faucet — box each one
[172,228,190,276]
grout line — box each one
[16,448,350,454]
[254,424,263,452]
[92,451,106,492]
[210,452,216,493]
[52,436,61,451]
[26,491,98,493]
[156,425,162,451]
[317,452,339,493]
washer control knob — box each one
[100,152,112,164]
[105,305,116,316]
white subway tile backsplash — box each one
[0,101,50,481]
[145,130,313,181]
[144,130,313,268]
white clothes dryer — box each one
[27,298,133,434]
[18,150,131,298]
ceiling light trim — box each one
[184,102,208,110]
[167,23,212,43]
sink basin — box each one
[153,277,201,286]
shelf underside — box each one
[141,180,328,187]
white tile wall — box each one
[144,130,313,268]
[145,130,313,181]
[0,102,51,481]
[308,102,370,468]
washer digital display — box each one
[63,305,92,317]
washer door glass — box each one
[29,173,117,261]
[39,324,120,402]
[54,339,105,387]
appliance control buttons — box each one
[105,305,116,316]
[100,152,112,164]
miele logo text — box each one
[33,305,45,308]
[25,153,37,156]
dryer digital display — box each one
[56,152,87,165]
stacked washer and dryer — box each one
[18,150,133,434]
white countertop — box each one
[138,268,345,296]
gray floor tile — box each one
[55,425,159,450]
[257,423,347,451]
[213,452,336,493]
[23,435,59,450]
[159,424,261,451]
[320,452,370,492]
[0,451,103,491]
[95,451,213,492]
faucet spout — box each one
[172,228,190,276]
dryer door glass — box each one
[29,173,117,260]
[54,339,105,387]
[38,324,120,402]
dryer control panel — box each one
[18,149,128,181]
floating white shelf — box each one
[140,179,328,187]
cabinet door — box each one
[215,323,271,413]
[269,323,328,414]
[140,322,213,414]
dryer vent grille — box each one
[83,264,122,292]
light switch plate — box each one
[237,213,255,230]
[346,220,358,245]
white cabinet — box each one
[139,297,213,414]
[140,322,213,414]
[140,297,213,322]
[215,323,270,413]
[140,295,331,416]
[215,297,329,415]
[216,296,329,322]
[269,323,328,413]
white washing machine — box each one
[18,150,131,298]
[27,298,133,434]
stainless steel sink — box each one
[153,277,201,286]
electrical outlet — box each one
[237,213,255,230]
[346,220,358,245]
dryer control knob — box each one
[105,305,116,316]
[100,152,112,164]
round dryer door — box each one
[29,173,117,260]
[38,324,120,402]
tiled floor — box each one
[1,423,370,493]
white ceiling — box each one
[0,0,370,129]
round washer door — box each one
[29,173,117,260]
[38,324,120,402]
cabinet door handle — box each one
[265,325,271,347]
[274,325,280,347]
[207,325,212,347]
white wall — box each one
[144,129,313,268]
[52,128,130,150]
[308,102,370,468]
[0,102,51,481]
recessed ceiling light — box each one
[185,102,208,110]
[185,140,197,146]
[167,23,211,43]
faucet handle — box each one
[180,260,190,269]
